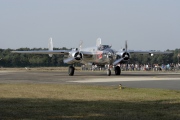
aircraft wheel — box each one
[119,68,121,75]
[68,66,75,76]
[115,66,121,75]
[107,69,111,76]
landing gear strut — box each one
[115,66,121,75]
[106,64,111,76]
[68,66,75,76]
[107,69,111,76]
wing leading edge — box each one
[127,50,172,55]
[11,50,71,55]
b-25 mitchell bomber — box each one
[12,38,171,76]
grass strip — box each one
[0,84,179,120]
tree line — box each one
[0,47,69,67]
[0,48,179,67]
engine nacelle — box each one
[64,51,83,64]
[121,52,130,61]
[115,51,130,61]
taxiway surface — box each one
[0,70,180,90]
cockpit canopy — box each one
[98,45,111,50]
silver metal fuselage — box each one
[64,45,118,65]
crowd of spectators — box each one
[81,63,180,71]
[120,63,180,71]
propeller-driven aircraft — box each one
[12,38,171,76]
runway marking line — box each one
[69,77,180,83]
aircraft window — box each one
[98,45,111,50]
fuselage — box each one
[80,45,117,65]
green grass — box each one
[0,84,180,120]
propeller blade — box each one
[113,58,124,66]
[79,40,83,51]
[48,37,53,57]
[125,40,128,52]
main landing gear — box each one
[68,66,75,76]
[107,69,111,76]
[115,66,121,75]
[68,65,121,76]
[106,66,121,76]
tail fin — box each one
[96,38,101,47]
[48,37,53,57]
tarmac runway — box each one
[0,70,180,90]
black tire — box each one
[115,66,121,75]
[107,69,111,76]
[68,66,75,76]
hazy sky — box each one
[0,0,180,51]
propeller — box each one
[113,40,130,66]
[124,40,129,59]
[73,40,83,60]
[113,58,124,66]
[74,52,82,60]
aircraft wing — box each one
[11,50,71,55]
[127,50,172,55]
[113,50,172,66]
[12,50,96,55]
